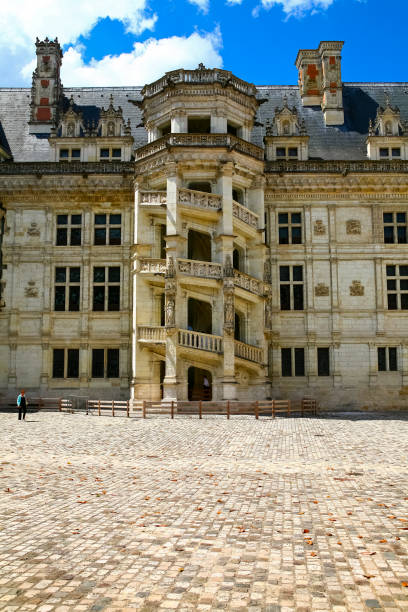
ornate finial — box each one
[282,94,288,108]
[384,90,390,108]
[299,118,307,135]
[197,63,206,70]
[69,95,74,107]
[265,118,273,137]
[109,93,114,107]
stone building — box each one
[0,38,408,408]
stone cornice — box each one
[265,160,408,175]
[0,161,134,176]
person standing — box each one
[17,390,27,420]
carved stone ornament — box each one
[165,256,176,278]
[24,281,38,298]
[27,222,40,237]
[224,254,233,278]
[313,219,326,235]
[346,219,361,235]
[263,260,271,284]
[223,279,235,335]
[350,280,364,296]
[314,282,329,297]
[265,298,273,329]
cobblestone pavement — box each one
[0,411,407,612]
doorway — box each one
[188,366,212,401]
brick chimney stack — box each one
[29,37,63,134]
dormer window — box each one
[276,146,298,159]
[99,147,122,161]
[59,148,81,161]
[264,97,309,161]
[379,147,401,159]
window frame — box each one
[278,211,303,245]
[99,147,123,161]
[279,265,304,311]
[385,264,408,310]
[56,213,82,246]
[377,346,398,372]
[54,266,81,312]
[91,348,120,378]
[275,145,299,160]
[317,347,330,377]
[281,347,305,377]
[52,348,79,379]
[383,212,407,244]
[58,147,81,162]
[92,266,121,312]
[93,213,122,246]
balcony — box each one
[135,133,264,162]
[139,190,167,206]
[178,188,222,211]
[232,200,259,230]
[233,270,264,296]
[139,258,166,275]
[138,326,166,343]
[178,258,222,280]
[178,329,223,354]
[234,340,263,364]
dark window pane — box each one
[397,227,407,243]
[94,267,105,282]
[92,349,104,378]
[281,348,292,376]
[291,227,302,244]
[110,213,121,224]
[291,213,301,224]
[55,286,66,311]
[400,265,408,276]
[387,279,396,290]
[279,266,289,281]
[70,228,81,245]
[93,286,105,311]
[280,285,290,310]
[71,214,82,225]
[112,148,121,158]
[276,147,286,157]
[108,267,120,283]
[59,149,68,159]
[392,148,401,157]
[71,149,80,158]
[293,285,304,310]
[386,265,396,276]
[400,279,408,291]
[100,149,109,158]
[317,347,330,376]
[109,227,121,245]
[378,347,386,371]
[108,286,120,311]
[52,349,64,378]
[279,227,289,244]
[397,213,406,223]
[95,214,106,225]
[107,349,119,378]
[288,147,298,157]
[69,267,80,283]
[389,347,398,371]
[278,213,288,224]
[293,266,303,281]
[388,294,397,310]
[67,349,79,378]
[57,214,68,225]
[380,148,389,157]
[55,267,66,283]
[383,213,393,223]
[69,286,80,311]
[56,228,67,245]
[384,226,394,243]
[294,348,305,376]
[94,228,106,245]
[401,294,408,310]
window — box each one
[281,348,305,377]
[280,265,304,310]
[188,117,210,134]
[276,146,298,160]
[378,347,398,371]
[386,265,408,310]
[317,347,330,376]
[93,266,120,311]
[94,213,121,245]
[379,147,401,159]
[92,348,119,378]
[278,212,302,244]
[52,348,79,378]
[383,212,407,244]
[56,214,82,246]
[99,147,122,161]
[54,267,80,311]
[227,122,238,136]
[59,148,81,161]
[159,224,166,259]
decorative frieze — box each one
[313,220,326,235]
[139,191,166,205]
[24,281,38,297]
[315,283,329,297]
[223,278,235,336]
[139,258,166,274]
[346,219,361,234]
[350,280,364,296]
[178,188,222,211]
[233,270,264,296]
[232,201,258,229]
[178,258,222,279]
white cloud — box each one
[226,0,244,4]
[259,0,334,16]
[187,0,210,13]
[58,29,223,87]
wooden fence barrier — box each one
[86,399,130,417]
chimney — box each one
[29,37,63,134]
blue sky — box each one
[0,0,407,87]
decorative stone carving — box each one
[223,278,235,336]
[178,188,222,210]
[139,190,166,205]
[350,280,364,296]
[178,259,222,279]
[166,256,176,278]
[346,219,361,235]
[265,298,272,330]
[315,283,329,297]
[27,222,40,237]
[224,254,233,278]
[232,201,258,229]
[263,260,271,284]
[24,281,38,297]
[313,219,326,235]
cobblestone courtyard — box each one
[0,411,407,612]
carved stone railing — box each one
[178,258,222,280]
[138,326,166,343]
[139,190,166,205]
[232,201,259,229]
[0,162,135,176]
[233,270,264,296]
[139,258,166,274]
[135,134,264,162]
[178,188,222,211]
[265,159,408,174]
[178,329,223,354]
[234,340,263,364]
[142,68,258,99]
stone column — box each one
[79,343,88,387]
[40,343,49,390]
[163,263,179,401]
[8,343,17,389]
[171,111,187,133]
[211,114,227,133]
[368,342,378,386]
[221,275,237,400]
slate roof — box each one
[0,82,407,163]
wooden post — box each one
[98,400,101,416]
[287,400,291,417]
[199,401,202,419]
[171,401,174,419]
[301,399,304,417]
[142,400,146,419]
[227,400,230,420]
[126,400,130,417]
[272,400,275,419]
[255,401,259,420]
[58,398,62,412]
[112,400,115,417]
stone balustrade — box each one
[233,270,264,296]
[232,201,259,229]
[138,326,166,343]
[178,188,222,211]
[234,340,263,364]
[178,329,223,354]
[178,258,223,279]
[139,190,167,205]
[139,258,166,274]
